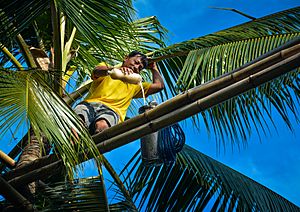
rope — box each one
[157,123,185,164]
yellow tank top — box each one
[84,64,151,122]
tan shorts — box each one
[74,102,119,134]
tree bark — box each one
[15,131,50,197]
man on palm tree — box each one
[74,51,164,134]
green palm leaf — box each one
[0,69,100,176]
[71,16,168,87]
[123,146,299,211]
[34,177,109,211]
[148,7,300,143]
[151,7,300,93]
[0,0,49,46]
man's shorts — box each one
[74,102,119,134]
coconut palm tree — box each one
[0,0,299,211]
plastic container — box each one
[108,68,142,84]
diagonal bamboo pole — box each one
[5,38,300,186]
[0,44,24,70]
[0,176,33,211]
[8,161,62,187]
[63,83,91,105]
[93,39,300,144]
[0,133,29,172]
[97,52,300,153]
[0,150,15,167]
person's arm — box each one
[146,62,164,96]
[92,65,113,80]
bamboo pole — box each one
[0,133,29,172]
[0,44,24,70]
[5,38,300,186]
[96,51,300,153]
[4,42,300,186]
[8,160,62,187]
[0,150,16,167]
[0,176,33,211]
[4,154,59,181]
[63,83,91,105]
[92,39,300,144]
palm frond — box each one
[34,177,109,211]
[70,15,168,91]
[153,6,300,94]
[147,7,300,143]
[0,69,100,177]
[57,0,137,61]
[0,0,49,46]
[123,146,299,211]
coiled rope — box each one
[157,123,185,164]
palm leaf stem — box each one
[0,176,33,211]
[3,38,300,186]
[15,34,36,68]
[210,7,256,20]
[50,0,63,95]
[147,50,189,63]
[101,155,135,207]
[0,44,24,70]
[95,158,110,212]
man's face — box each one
[123,55,144,73]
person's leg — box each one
[73,102,94,129]
[92,103,119,135]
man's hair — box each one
[128,50,148,69]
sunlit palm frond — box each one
[122,146,299,211]
[178,33,300,88]
[57,0,136,61]
[153,6,300,94]
[147,7,300,144]
[70,15,168,91]
[132,16,168,52]
[0,69,100,177]
[184,34,300,143]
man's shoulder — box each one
[97,62,109,67]
[97,62,122,68]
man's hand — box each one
[146,61,164,96]
[147,62,158,71]
[120,67,134,75]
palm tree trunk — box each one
[16,131,50,196]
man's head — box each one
[123,51,148,73]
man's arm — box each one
[146,62,165,96]
[92,65,113,80]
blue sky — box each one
[130,0,300,206]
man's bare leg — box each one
[94,119,109,134]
